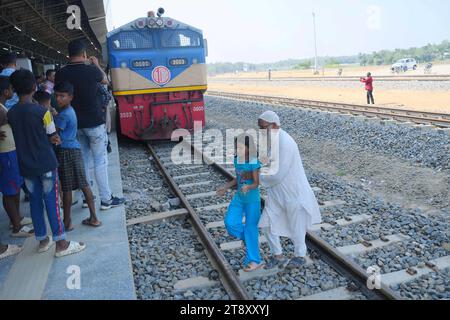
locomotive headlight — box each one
[192,58,198,64]
[136,19,146,29]
[120,62,128,68]
[156,18,164,27]
[148,18,156,27]
[169,58,187,66]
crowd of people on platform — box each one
[0,39,326,273]
[0,39,124,260]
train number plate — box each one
[120,112,133,119]
[192,106,204,112]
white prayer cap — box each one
[258,110,280,126]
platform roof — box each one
[0,0,107,65]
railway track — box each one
[132,139,401,300]
[211,74,450,82]
[146,142,250,300]
[206,91,450,128]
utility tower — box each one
[313,12,318,74]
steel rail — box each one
[210,78,450,82]
[146,142,252,300]
[305,232,400,300]
[187,141,401,300]
[211,74,450,81]
[207,91,450,128]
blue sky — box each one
[104,0,450,63]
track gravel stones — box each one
[202,96,449,299]
[129,221,229,300]
[120,140,179,220]
[119,95,448,299]
[355,241,449,274]
[151,143,371,300]
[394,268,449,300]
[121,140,229,300]
[205,96,449,214]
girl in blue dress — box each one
[216,134,263,272]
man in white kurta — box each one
[257,111,322,269]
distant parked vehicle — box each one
[391,58,418,73]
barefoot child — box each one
[53,81,101,231]
[7,69,86,257]
[217,133,263,272]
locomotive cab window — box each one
[111,31,154,50]
[160,29,201,48]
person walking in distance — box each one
[360,72,375,104]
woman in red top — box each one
[360,72,375,104]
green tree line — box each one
[359,40,450,65]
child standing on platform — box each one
[54,81,101,231]
[0,76,33,238]
[7,69,86,257]
[35,89,79,208]
[217,133,263,272]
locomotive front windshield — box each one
[112,30,154,50]
[110,29,202,50]
[160,29,201,48]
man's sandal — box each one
[9,217,33,229]
[11,225,34,238]
[82,218,102,228]
[38,238,54,253]
[55,241,86,258]
[0,245,22,260]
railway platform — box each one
[0,132,136,300]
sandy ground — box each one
[208,81,450,113]
[213,62,450,78]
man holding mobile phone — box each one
[55,40,124,211]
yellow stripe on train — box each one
[113,85,208,96]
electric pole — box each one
[313,12,318,74]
